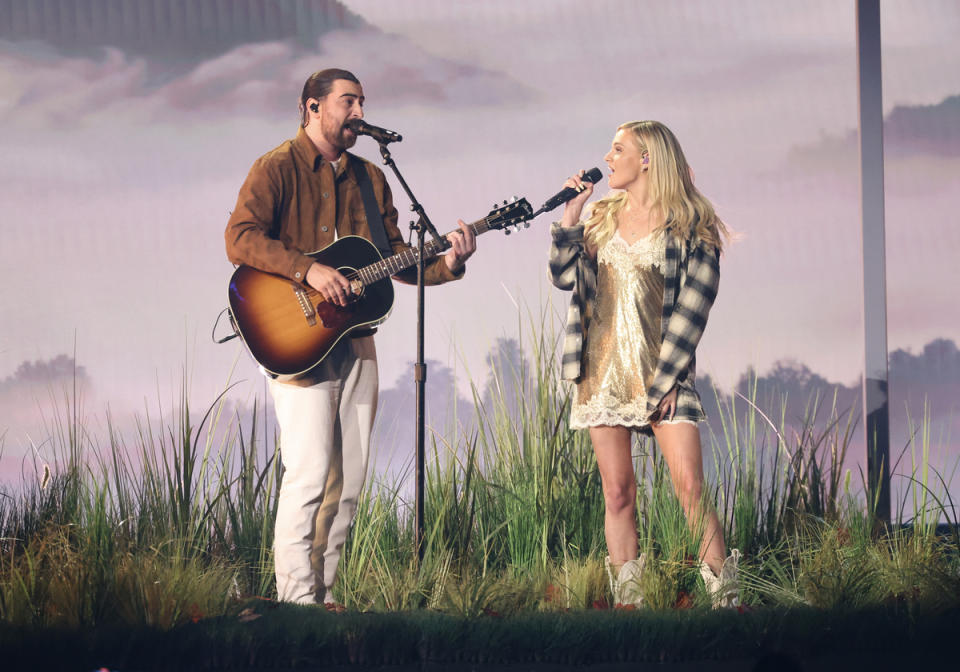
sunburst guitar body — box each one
[227,198,532,377]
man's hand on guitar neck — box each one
[307,263,352,307]
[307,218,475,305]
[444,219,477,273]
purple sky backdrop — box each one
[1,0,959,482]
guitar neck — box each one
[357,217,493,284]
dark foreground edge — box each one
[3,601,956,671]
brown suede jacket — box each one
[225,126,462,287]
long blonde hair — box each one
[584,120,728,252]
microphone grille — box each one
[583,167,603,184]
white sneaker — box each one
[699,549,741,608]
[605,554,647,607]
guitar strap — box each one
[348,154,392,258]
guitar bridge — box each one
[293,285,317,326]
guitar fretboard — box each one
[351,217,495,286]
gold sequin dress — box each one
[570,230,666,429]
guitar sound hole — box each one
[347,277,364,301]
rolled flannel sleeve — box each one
[645,240,720,419]
[549,223,586,290]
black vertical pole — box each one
[374,141,447,567]
[856,0,891,526]
[415,220,427,562]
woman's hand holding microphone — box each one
[559,169,596,228]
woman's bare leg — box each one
[590,425,638,565]
[651,421,727,574]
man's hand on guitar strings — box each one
[307,262,353,306]
[444,219,477,273]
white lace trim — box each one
[599,231,666,270]
[658,418,699,427]
[570,389,700,430]
[570,389,649,429]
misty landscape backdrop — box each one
[1,0,958,509]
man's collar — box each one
[294,126,349,177]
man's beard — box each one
[325,121,357,151]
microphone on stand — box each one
[531,167,603,218]
[348,118,403,144]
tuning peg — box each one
[504,228,512,235]
[511,196,518,202]
[523,222,530,228]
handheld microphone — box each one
[539,167,603,212]
[348,118,403,144]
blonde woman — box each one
[549,120,738,608]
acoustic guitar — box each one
[227,197,533,377]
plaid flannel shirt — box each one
[548,221,720,425]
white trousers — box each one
[268,336,378,604]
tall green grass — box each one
[335,305,958,613]
[0,370,278,627]
[1,307,958,628]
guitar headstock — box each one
[486,197,533,235]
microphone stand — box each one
[376,140,448,565]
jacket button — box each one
[322,192,329,198]
[321,226,329,232]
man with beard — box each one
[225,68,476,604]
